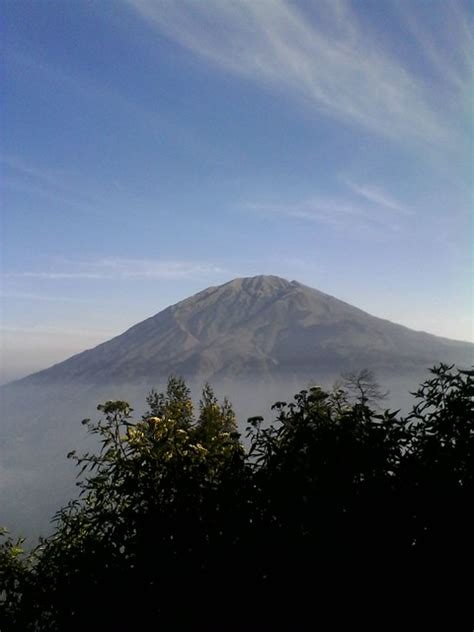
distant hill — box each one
[1,275,472,540]
[13,275,473,387]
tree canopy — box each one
[1,365,473,631]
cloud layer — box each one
[127,0,471,150]
[244,180,410,234]
[4,258,227,281]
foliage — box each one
[1,365,473,630]
[0,528,30,628]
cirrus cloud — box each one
[125,0,471,151]
[3,258,228,281]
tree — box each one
[1,365,473,630]
[144,375,194,427]
[1,377,246,630]
[338,367,389,406]
[194,382,240,445]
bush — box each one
[1,365,473,630]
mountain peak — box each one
[13,275,473,387]
[222,274,294,293]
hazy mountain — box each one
[13,275,473,387]
[1,275,472,540]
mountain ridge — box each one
[11,275,473,387]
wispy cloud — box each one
[1,154,106,216]
[245,199,362,228]
[4,258,228,281]
[1,154,162,222]
[1,324,112,339]
[0,291,96,304]
[0,155,66,185]
[244,181,410,233]
[2,176,99,214]
[345,182,411,216]
[126,0,471,150]
[394,0,473,98]
[4,51,213,165]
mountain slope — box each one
[16,275,473,386]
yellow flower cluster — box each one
[189,442,208,455]
[127,427,145,442]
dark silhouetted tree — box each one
[1,365,473,631]
[338,367,389,405]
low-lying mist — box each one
[1,369,423,542]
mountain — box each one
[14,275,473,387]
[1,275,472,540]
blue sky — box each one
[1,0,473,382]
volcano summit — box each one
[14,275,473,387]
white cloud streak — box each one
[246,199,351,223]
[4,259,227,281]
[1,154,164,223]
[244,181,410,233]
[394,0,473,98]
[2,176,99,214]
[0,291,96,304]
[0,155,65,185]
[126,0,471,150]
[345,182,411,216]
[1,324,111,339]
[4,51,213,166]
[1,155,107,217]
